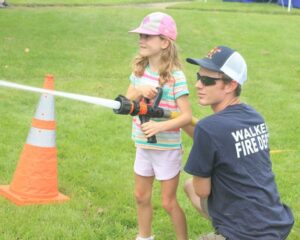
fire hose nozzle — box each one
[113,95,142,116]
[113,95,134,115]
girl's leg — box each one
[135,174,155,238]
[160,173,188,240]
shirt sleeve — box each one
[173,71,189,99]
[184,124,217,177]
[129,73,136,85]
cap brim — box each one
[186,58,222,72]
[129,27,159,36]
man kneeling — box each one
[183,46,294,240]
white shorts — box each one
[134,147,183,181]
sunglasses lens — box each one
[196,73,217,86]
[202,77,216,86]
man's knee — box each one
[183,178,194,199]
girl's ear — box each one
[161,38,170,50]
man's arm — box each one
[193,176,211,198]
[184,176,211,219]
[193,176,211,219]
[182,124,195,138]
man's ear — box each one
[225,80,238,94]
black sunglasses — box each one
[196,72,222,86]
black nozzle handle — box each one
[139,114,157,143]
[140,87,163,143]
[139,98,157,143]
[153,87,163,108]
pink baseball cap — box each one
[129,12,177,40]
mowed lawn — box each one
[8,0,190,5]
[0,1,300,239]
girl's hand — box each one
[138,86,158,99]
[141,120,165,138]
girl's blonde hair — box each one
[132,36,182,87]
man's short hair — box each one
[223,74,242,97]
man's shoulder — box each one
[217,103,262,120]
[196,114,221,135]
[196,104,264,132]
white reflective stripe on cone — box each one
[26,127,56,147]
[34,94,55,121]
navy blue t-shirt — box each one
[185,104,294,240]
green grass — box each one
[171,0,300,15]
[8,0,190,5]
[0,1,300,239]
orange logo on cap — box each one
[207,47,221,59]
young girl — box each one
[126,12,192,240]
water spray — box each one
[0,79,198,143]
[0,80,121,110]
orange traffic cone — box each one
[0,75,69,205]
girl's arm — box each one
[141,94,192,137]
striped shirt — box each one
[130,65,189,150]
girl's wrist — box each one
[135,86,144,98]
